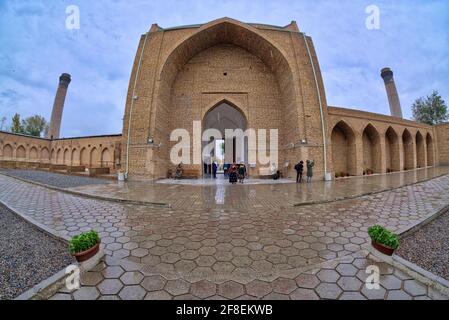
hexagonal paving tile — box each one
[245,280,272,298]
[131,248,149,258]
[212,261,235,273]
[141,275,167,292]
[380,274,402,290]
[403,280,427,297]
[81,272,103,286]
[317,269,340,283]
[102,266,124,279]
[119,285,146,300]
[161,252,181,264]
[190,280,216,299]
[120,271,144,285]
[315,283,343,299]
[361,285,386,300]
[174,260,196,273]
[164,279,190,296]
[181,250,200,260]
[337,277,363,291]
[386,290,413,300]
[290,288,319,300]
[336,263,358,276]
[98,279,124,295]
[295,273,320,289]
[217,281,244,299]
[272,278,297,295]
[73,287,100,300]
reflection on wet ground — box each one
[67,166,449,209]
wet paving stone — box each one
[1,172,449,301]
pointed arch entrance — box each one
[385,127,400,172]
[330,121,356,176]
[202,100,248,177]
[416,131,425,168]
[402,129,414,170]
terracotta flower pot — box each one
[371,240,395,256]
[72,241,101,262]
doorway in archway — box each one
[202,101,248,178]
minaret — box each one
[47,73,71,139]
[381,67,403,118]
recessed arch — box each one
[101,148,112,168]
[415,131,425,168]
[63,148,71,165]
[3,144,13,158]
[426,133,434,166]
[90,147,99,167]
[41,147,50,161]
[56,148,63,164]
[153,18,299,172]
[80,147,89,166]
[402,129,414,170]
[51,148,56,163]
[71,148,79,166]
[16,145,26,159]
[29,146,38,160]
[362,123,381,173]
[385,127,400,172]
[202,100,248,168]
[330,120,356,176]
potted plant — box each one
[69,230,101,262]
[368,225,399,256]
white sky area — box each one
[0,0,448,137]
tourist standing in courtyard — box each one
[212,161,218,179]
[229,164,238,184]
[295,160,304,183]
[238,164,246,183]
[306,160,314,183]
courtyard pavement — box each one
[66,166,449,209]
[0,169,449,300]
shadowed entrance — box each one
[202,101,248,177]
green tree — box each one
[412,90,448,125]
[22,115,48,137]
[11,113,24,134]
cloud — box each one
[0,0,448,137]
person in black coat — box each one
[212,162,218,179]
[294,160,304,183]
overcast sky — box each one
[0,0,448,137]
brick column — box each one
[379,134,387,173]
[47,73,71,139]
[354,135,364,176]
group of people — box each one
[176,160,314,183]
[227,163,247,184]
[294,159,314,183]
